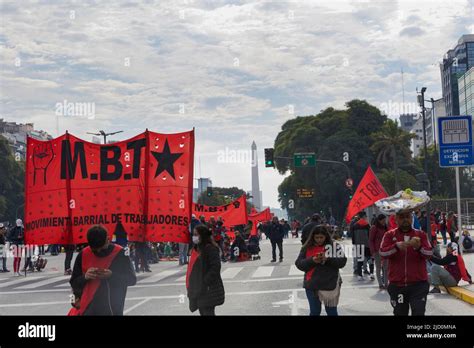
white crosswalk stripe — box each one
[140,269,181,284]
[289,265,304,276]
[0,265,318,290]
[16,276,67,289]
[252,266,274,278]
[0,276,45,288]
[221,267,243,279]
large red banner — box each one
[24,130,194,244]
[248,207,272,235]
[192,195,248,228]
[345,166,388,223]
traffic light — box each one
[348,188,353,200]
[264,148,275,167]
[206,187,213,197]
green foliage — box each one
[197,186,254,212]
[274,100,388,221]
[0,135,25,222]
[273,100,473,223]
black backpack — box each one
[463,237,473,250]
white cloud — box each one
[1,0,472,208]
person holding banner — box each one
[186,224,225,316]
[69,225,136,316]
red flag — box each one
[250,207,258,214]
[248,207,272,235]
[24,130,194,244]
[345,166,388,223]
[192,195,248,228]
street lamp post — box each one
[86,130,124,144]
[418,87,431,238]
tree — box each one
[0,135,25,223]
[273,100,387,222]
[197,186,254,212]
[370,119,415,192]
[377,168,418,195]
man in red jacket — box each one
[379,209,433,316]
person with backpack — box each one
[295,224,347,316]
[460,230,473,252]
[186,224,225,315]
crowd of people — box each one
[1,204,473,317]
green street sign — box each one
[294,153,316,167]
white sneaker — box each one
[358,276,363,281]
[14,272,20,277]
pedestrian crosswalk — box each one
[0,264,313,291]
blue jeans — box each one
[305,288,338,316]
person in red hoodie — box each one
[369,214,388,289]
[379,209,433,316]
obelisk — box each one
[251,141,262,211]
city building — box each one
[193,177,212,202]
[410,107,434,158]
[399,113,418,132]
[0,118,52,160]
[458,67,474,178]
[410,116,424,157]
[440,34,474,116]
[459,66,474,117]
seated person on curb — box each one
[428,242,472,294]
[230,232,248,262]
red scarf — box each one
[454,251,471,283]
[73,244,122,316]
[305,245,325,282]
[186,248,200,289]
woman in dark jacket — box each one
[295,224,347,316]
[186,225,225,316]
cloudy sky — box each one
[1,0,473,208]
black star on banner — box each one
[151,139,183,179]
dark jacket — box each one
[352,219,370,247]
[268,222,284,241]
[70,244,137,315]
[301,221,319,245]
[7,226,24,245]
[188,244,225,311]
[295,243,347,291]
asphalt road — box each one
[0,238,473,315]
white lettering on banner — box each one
[18,322,56,341]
